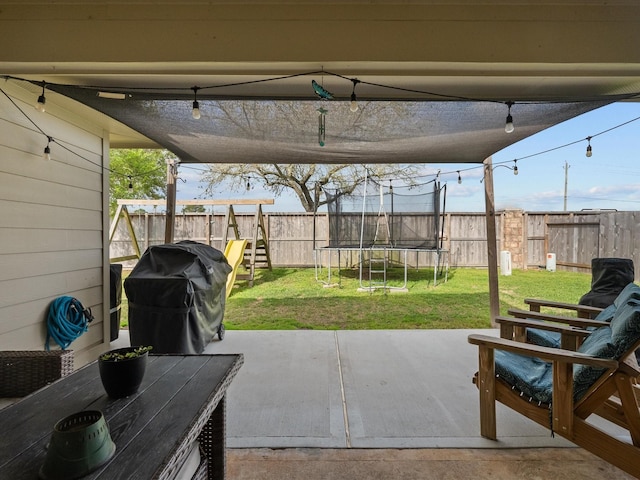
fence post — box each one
[503,209,524,269]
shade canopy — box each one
[48,82,610,165]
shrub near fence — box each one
[110,209,640,278]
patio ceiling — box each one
[4,1,640,164]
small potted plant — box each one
[98,346,152,399]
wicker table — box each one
[0,354,243,480]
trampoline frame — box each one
[314,172,448,291]
[314,246,449,290]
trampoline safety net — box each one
[323,180,444,249]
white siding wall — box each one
[0,81,109,367]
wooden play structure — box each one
[468,283,640,478]
[109,199,273,290]
[219,202,272,287]
[109,201,143,262]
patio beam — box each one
[483,157,500,325]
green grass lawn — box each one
[119,267,593,330]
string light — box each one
[128,176,133,193]
[1,86,170,183]
[2,77,639,194]
[350,78,360,112]
[43,136,52,161]
[6,72,640,149]
[36,82,46,113]
[5,69,629,106]
[191,86,201,120]
[479,161,519,183]
[457,171,462,184]
[504,101,515,133]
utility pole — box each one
[563,161,570,211]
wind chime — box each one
[317,107,327,147]
[312,79,333,147]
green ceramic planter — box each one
[39,410,115,480]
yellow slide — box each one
[224,239,248,298]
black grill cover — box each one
[124,241,232,354]
[579,258,635,308]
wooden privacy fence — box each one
[110,209,640,278]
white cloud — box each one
[587,183,640,197]
[447,184,483,198]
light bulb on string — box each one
[43,136,52,161]
[191,86,201,120]
[349,78,360,113]
[513,160,519,175]
[457,171,462,184]
[586,137,593,157]
[504,101,515,133]
[128,176,133,193]
[36,82,47,113]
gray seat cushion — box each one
[495,350,553,404]
[613,283,640,309]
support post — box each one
[478,345,496,440]
[164,159,178,244]
[483,157,500,325]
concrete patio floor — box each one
[114,329,636,479]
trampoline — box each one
[314,174,448,291]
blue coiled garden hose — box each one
[45,296,94,350]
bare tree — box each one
[200,163,421,212]
[199,99,426,211]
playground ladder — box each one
[373,210,392,246]
[222,204,272,287]
[359,248,388,292]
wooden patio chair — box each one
[495,314,601,351]
[522,297,604,319]
[501,282,640,351]
[468,297,640,478]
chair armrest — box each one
[467,334,618,369]
[524,298,604,318]
[507,309,609,329]
[496,316,591,336]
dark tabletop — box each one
[0,354,243,480]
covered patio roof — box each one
[3,2,640,164]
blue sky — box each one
[176,102,640,213]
